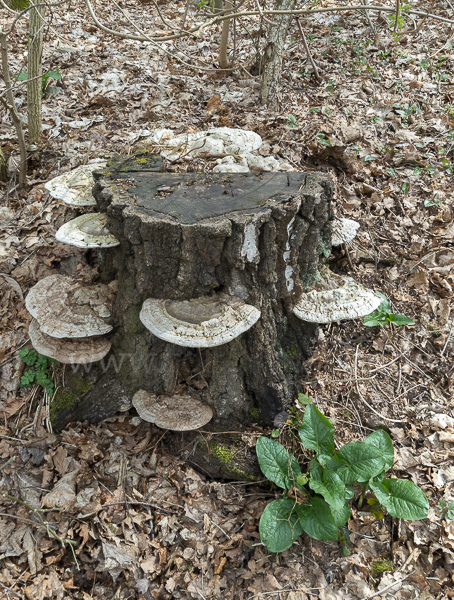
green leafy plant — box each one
[287,114,298,128]
[256,402,428,553]
[316,132,330,146]
[15,68,62,97]
[363,292,415,328]
[19,348,59,396]
[438,499,454,520]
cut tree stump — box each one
[52,155,333,475]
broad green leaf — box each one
[345,485,354,499]
[295,496,339,542]
[299,404,334,454]
[259,499,303,553]
[309,461,346,512]
[363,314,385,327]
[375,292,391,313]
[15,71,28,81]
[369,478,429,520]
[256,437,301,490]
[327,441,385,484]
[364,430,394,470]
[46,70,62,80]
[331,501,351,528]
[388,313,415,326]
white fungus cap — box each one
[44,162,105,206]
[148,128,262,161]
[331,218,360,246]
[55,213,120,249]
[132,390,213,431]
[140,294,260,347]
[293,270,381,323]
[26,274,113,338]
[29,318,111,364]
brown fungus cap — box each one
[132,390,213,431]
[293,269,381,324]
[55,213,120,249]
[29,319,111,364]
[25,275,113,338]
[139,294,260,348]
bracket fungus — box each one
[44,162,105,206]
[139,294,261,347]
[331,218,360,246]
[132,390,213,431]
[29,319,112,364]
[55,213,120,249]
[26,275,114,338]
[293,269,381,323]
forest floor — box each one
[1,0,454,598]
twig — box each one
[360,570,415,600]
[0,491,80,569]
[360,0,375,32]
[394,0,400,33]
[0,581,24,600]
[0,32,27,187]
[0,456,15,470]
[296,19,321,81]
[441,318,454,357]
[354,345,407,423]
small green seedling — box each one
[256,401,428,554]
[316,132,330,146]
[287,114,298,128]
[15,68,62,97]
[19,348,59,397]
[363,292,415,328]
[438,499,454,520]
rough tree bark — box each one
[260,0,297,110]
[27,0,45,145]
[218,0,232,69]
[51,157,333,476]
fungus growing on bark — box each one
[55,213,120,249]
[293,270,380,323]
[132,390,213,430]
[25,275,113,338]
[139,294,260,347]
[44,162,105,206]
[29,318,112,364]
[331,218,360,246]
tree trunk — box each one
[260,0,297,110]
[27,1,45,145]
[50,157,333,476]
[218,0,232,69]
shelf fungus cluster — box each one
[132,390,213,431]
[331,217,360,246]
[140,294,261,348]
[55,213,120,249]
[26,274,115,364]
[293,269,381,324]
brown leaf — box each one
[41,469,79,510]
[206,94,221,114]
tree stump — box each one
[52,156,333,473]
